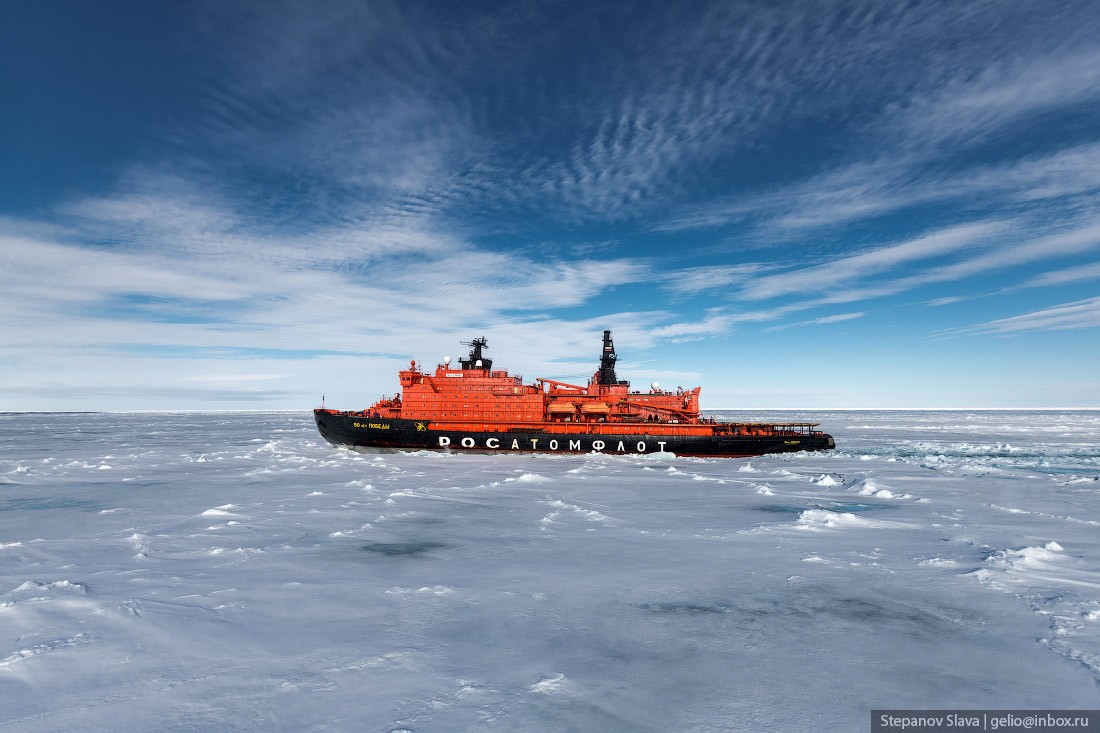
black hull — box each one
[314,411,835,458]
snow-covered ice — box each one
[1,410,1098,731]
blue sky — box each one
[2,0,1099,410]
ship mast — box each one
[459,337,492,371]
[596,329,621,385]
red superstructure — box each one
[364,332,770,440]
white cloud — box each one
[891,49,1100,152]
[649,310,739,342]
[660,139,1100,238]
[1018,260,1100,289]
[711,219,1100,312]
[814,312,865,325]
[660,264,770,296]
[903,221,1100,286]
[925,296,967,307]
[764,312,866,332]
[967,296,1100,334]
[736,221,1005,301]
[1,184,744,408]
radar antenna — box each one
[458,337,493,371]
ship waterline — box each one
[313,414,834,457]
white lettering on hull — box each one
[434,435,669,453]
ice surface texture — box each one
[1,410,1098,731]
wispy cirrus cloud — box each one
[799,219,1100,308]
[680,217,1100,327]
[734,221,1006,301]
[3,189,646,339]
[654,30,1100,242]
[890,48,1100,153]
[899,221,1100,288]
[660,264,771,296]
[1016,260,1100,289]
[770,142,1100,234]
[963,296,1100,334]
[524,0,1024,223]
[764,312,866,332]
[182,0,1099,231]
[659,129,1100,238]
[649,310,739,342]
[7,0,1100,409]
[5,177,745,407]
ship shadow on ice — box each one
[360,541,447,557]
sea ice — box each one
[0,409,1098,731]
